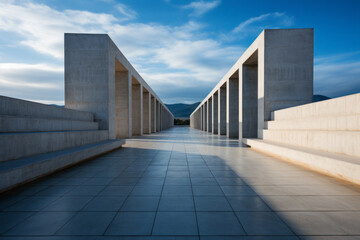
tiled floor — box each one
[1,126,360,239]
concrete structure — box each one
[191,28,360,185]
[0,33,173,192]
[65,34,173,139]
[191,28,313,139]
[244,93,360,184]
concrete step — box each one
[0,139,125,192]
[265,114,360,131]
[271,93,360,121]
[243,138,360,185]
[262,129,360,157]
[0,95,94,121]
[0,115,99,132]
[0,130,109,162]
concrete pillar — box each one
[132,80,143,136]
[202,104,206,131]
[157,101,161,132]
[257,29,313,138]
[204,102,207,132]
[114,70,132,138]
[143,91,151,134]
[212,92,218,134]
[241,62,258,138]
[226,75,239,138]
[207,98,212,132]
[151,96,156,133]
[218,85,226,135]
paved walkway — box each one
[1,126,360,239]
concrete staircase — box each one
[244,93,360,184]
[0,96,125,192]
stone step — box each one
[0,95,94,121]
[271,93,360,121]
[243,138,360,185]
[265,114,360,131]
[262,129,360,157]
[0,139,125,192]
[0,130,109,162]
[0,115,99,132]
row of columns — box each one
[190,29,314,141]
[64,33,174,140]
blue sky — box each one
[0,0,359,104]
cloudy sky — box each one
[0,0,359,104]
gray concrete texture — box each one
[191,28,313,140]
[65,33,174,139]
[0,33,173,192]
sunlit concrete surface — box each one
[1,126,360,239]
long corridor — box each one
[1,126,360,239]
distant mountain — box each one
[166,102,200,118]
[313,94,330,102]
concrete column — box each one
[212,93,218,134]
[143,91,151,134]
[204,102,207,132]
[207,98,212,132]
[202,104,206,131]
[114,71,132,138]
[226,76,239,138]
[241,63,258,139]
[132,81,143,136]
[157,101,161,131]
[257,29,313,138]
[151,96,156,133]
[218,86,226,135]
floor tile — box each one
[279,211,360,235]
[0,212,32,234]
[162,185,193,196]
[121,196,160,211]
[105,212,155,235]
[43,196,92,211]
[82,196,126,211]
[191,178,218,186]
[193,186,224,196]
[197,212,245,235]
[4,196,58,211]
[131,185,162,196]
[220,186,258,196]
[165,177,191,185]
[194,196,232,211]
[4,212,74,235]
[227,196,271,211]
[65,185,104,196]
[158,196,195,211]
[56,212,115,235]
[152,212,198,235]
[236,212,294,235]
[100,186,134,196]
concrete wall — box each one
[190,28,313,141]
[65,33,173,139]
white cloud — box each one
[0,0,242,104]
[116,3,138,21]
[0,63,64,104]
[314,56,360,98]
[182,0,221,17]
[232,12,294,35]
